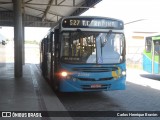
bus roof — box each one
[152,36,160,41]
[146,35,160,41]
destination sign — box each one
[62,18,123,29]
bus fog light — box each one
[122,71,126,76]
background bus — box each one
[143,35,160,74]
[0,34,7,45]
[40,16,126,92]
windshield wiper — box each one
[101,30,112,47]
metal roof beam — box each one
[0,6,12,11]
[124,19,147,25]
[0,11,56,27]
[73,0,75,6]
[0,2,12,4]
[26,3,94,8]
[25,5,63,17]
[47,0,66,21]
[42,0,54,21]
[55,0,57,5]
[25,0,33,3]
[58,0,66,5]
[71,0,101,16]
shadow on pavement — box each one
[140,74,160,81]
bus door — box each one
[152,40,160,74]
[46,32,54,81]
[53,29,60,74]
[51,29,60,89]
[41,38,48,77]
[50,31,55,80]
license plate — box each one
[91,84,102,88]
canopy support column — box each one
[13,0,23,77]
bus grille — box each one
[72,67,118,72]
[78,77,113,81]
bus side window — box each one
[154,41,160,55]
[47,33,53,53]
[52,33,54,52]
[145,37,152,52]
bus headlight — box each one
[122,71,126,76]
[61,71,68,77]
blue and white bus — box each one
[40,16,126,92]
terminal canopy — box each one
[0,0,101,27]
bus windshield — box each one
[61,31,125,64]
